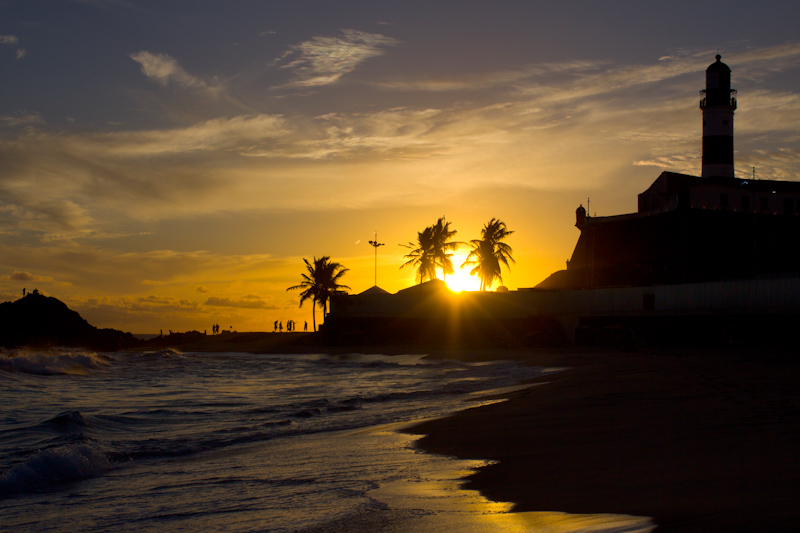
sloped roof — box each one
[396,278,449,296]
[358,285,392,296]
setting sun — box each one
[445,253,482,292]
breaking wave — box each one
[0,349,112,376]
[0,442,112,494]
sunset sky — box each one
[2,1,800,334]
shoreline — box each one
[149,333,800,531]
[407,349,800,532]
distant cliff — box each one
[0,293,139,351]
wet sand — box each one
[410,349,800,532]
[169,333,800,531]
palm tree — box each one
[286,256,350,332]
[401,217,460,283]
[430,216,459,281]
[462,218,515,290]
[401,225,437,283]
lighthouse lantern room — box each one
[700,54,737,178]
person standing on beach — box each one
[304,321,308,332]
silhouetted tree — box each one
[462,218,515,290]
[431,217,460,281]
[401,217,460,283]
[287,256,350,332]
[401,225,437,283]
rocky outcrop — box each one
[0,292,139,351]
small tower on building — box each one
[700,54,737,178]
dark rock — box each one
[0,292,139,350]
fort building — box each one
[539,55,800,290]
[327,56,800,347]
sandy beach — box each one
[410,349,800,532]
[172,333,800,532]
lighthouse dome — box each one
[705,54,732,93]
[706,54,731,74]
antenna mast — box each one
[368,231,385,287]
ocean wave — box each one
[296,353,448,368]
[137,348,185,360]
[0,349,112,376]
[42,410,91,432]
[0,442,112,495]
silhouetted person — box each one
[304,321,308,332]
[22,288,25,297]
[279,322,283,332]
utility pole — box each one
[368,231,385,287]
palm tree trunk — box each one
[312,297,317,332]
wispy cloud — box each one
[130,51,223,96]
[0,243,280,294]
[0,271,61,285]
[0,198,93,237]
[274,29,399,87]
[1,34,26,60]
[0,113,44,127]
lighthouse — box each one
[700,54,737,178]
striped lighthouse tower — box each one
[700,54,737,178]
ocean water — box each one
[0,348,653,533]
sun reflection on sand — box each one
[352,425,655,533]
